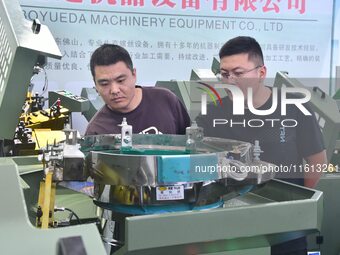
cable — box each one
[235,143,252,157]
[30,65,49,97]
[40,67,49,96]
[64,208,81,224]
[227,159,248,181]
[54,207,81,224]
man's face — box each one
[94,61,137,113]
[219,53,266,98]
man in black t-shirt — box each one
[84,45,190,255]
[85,44,190,135]
[196,36,327,255]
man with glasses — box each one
[196,36,327,255]
[85,44,190,135]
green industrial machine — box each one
[273,72,340,254]
[273,72,340,162]
[0,153,324,255]
[48,90,90,113]
[0,156,106,254]
[0,0,105,253]
[111,180,323,255]
[81,87,105,122]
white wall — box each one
[18,0,335,134]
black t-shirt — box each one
[85,86,191,135]
[196,87,324,253]
[196,87,324,185]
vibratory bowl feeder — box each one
[80,120,275,250]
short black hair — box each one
[219,36,264,65]
[90,44,133,78]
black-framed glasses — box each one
[216,65,263,80]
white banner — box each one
[18,0,334,132]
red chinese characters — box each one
[152,0,176,8]
[65,0,307,14]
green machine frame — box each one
[273,71,340,254]
[0,156,323,255]
[0,157,106,255]
[115,180,323,255]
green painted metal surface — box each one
[112,180,323,255]
[0,157,324,255]
[0,157,106,255]
[308,174,340,254]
